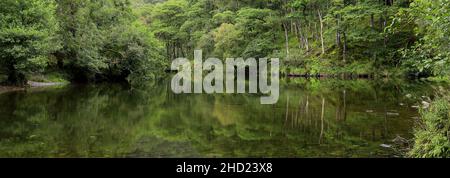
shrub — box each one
[409,99,450,158]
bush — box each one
[409,99,450,158]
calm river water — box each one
[0,78,446,157]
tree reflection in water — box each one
[0,78,446,157]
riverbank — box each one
[0,72,69,94]
[0,81,68,94]
[281,59,409,79]
[0,86,25,95]
[409,98,450,158]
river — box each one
[0,77,446,157]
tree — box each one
[102,21,165,84]
[0,0,60,85]
[213,23,242,58]
[150,0,188,59]
[55,0,165,83]
[399,0,450,76]
[234,7,280,58]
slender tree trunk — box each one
[383,17,388,47]
[343,31,347,63]
[180,43,186,57]
[293,22,302,49]
[296,20,306,49]
[305,21,310,52]
[290,8,295,32]
[336,15,341,48]
[172,42,176,58]
[293,22,298,38]
[166,42,171,59]
[314,23,319,42]
[370,14,375,29]
[283,22,290,60]
[379,16,384,30]
[303,21,309,52]
[318,9,325,55]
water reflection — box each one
[0,78,445,157]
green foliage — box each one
[0,0,166,86]
[55,0,166,83]
[398,0,450,77]
[234,8,279,58]
[102,21,165,84]
[147,0,282,60]
[212,11,235,25]
[0,0,60,85]
[0,0,449,85]
[27,71,69,83]
[213,23,241,58]
[409,99,450,158]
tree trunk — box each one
[370,14,375,29]
[305,21,310,52]
[318,9,325,55]
[283,22,290,60]
[383,17,388,47]
[293,22,302,49]
[343,31,347,63]
[336,15,341,48]
[7,63,26,86]
[296,20,306,50]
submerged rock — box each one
[386,112,400,116]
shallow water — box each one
[0,78,446,157]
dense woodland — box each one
[0,0,449,85]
